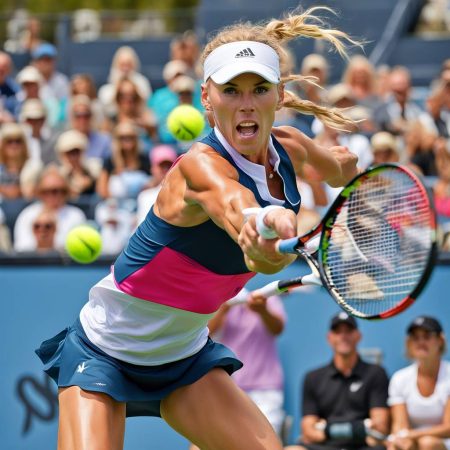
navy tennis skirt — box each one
[35,319,243,417]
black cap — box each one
[330,312,358,331]
[407,316,443,335]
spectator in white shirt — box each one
[388,316,450,450]
[14,165,86,252]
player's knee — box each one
[417,436,444,450]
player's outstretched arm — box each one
[178,146,296,274]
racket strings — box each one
[323,169,433,317]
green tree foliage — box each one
[0,0,198,14]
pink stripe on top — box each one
[113,247,255,314]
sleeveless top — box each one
[80,127,300,365]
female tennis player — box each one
[36,8,359,450]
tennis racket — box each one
[244,163,437,320]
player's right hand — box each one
[238,209,296,267]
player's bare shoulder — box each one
[155,142,239,226]
[179,142,239,188]
[272,125,308,172]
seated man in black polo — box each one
[286,312,390,450]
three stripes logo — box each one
[235,48,255,58]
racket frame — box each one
[276,163,438,320]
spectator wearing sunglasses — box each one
[96,122,150,201]
[13,165,86,252]
[69,94,111,162]
[0,122,42,200]
[388,316,450,450]
[102,78,158,147]
[31,208,57,253]
[20,98,60,166]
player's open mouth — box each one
[236,121,258,137]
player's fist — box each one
[328,146,358,186]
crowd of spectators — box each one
[1,18,450,257]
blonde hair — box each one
[35,164,70,197]
[70,73,97,99]
[114,77,145,112]
[112,121,140,173]
[0,124,29,170]
[202,7,362,129]
[111,46,141,73]
[342,55,376,92]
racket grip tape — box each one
[277,237,299,254]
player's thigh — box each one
[57,386,126,450]
[160,368,283,450]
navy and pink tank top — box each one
[112,128,301,314]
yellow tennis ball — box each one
[167,105,205,141]
[65,225,102,264]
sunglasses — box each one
[118,92,139,101]
[40,188,67,196]
[65,148,82,155]
[33,222,56,231]
[118,135,137,141]
[73,112,92,119]
[5,138,23,145]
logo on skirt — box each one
[76,362,88,374]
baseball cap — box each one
[16,65,43,85]
[327,83,355,106]
[330,312,358,331]
[171,75,196,93]
[1,123,25,140]
[21,99,47,120]
[32,42,58,60]
[115,121,138,139]
[407,316,443,335]
[56,130,88,153]
[345,105,371,122]
[301,53,329,74]
[71,94,92,109]
[371,132,398,153]
[203,41,280,85]
[163,60,189,83]
[150,145,178,166]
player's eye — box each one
[223,87,237,95]
[255,86,269,94]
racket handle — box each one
[226,288,250,306]
[254,280,285,297]
[277,237,299,254]
[226,296,248,306]
[227,281,285,305]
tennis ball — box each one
[65,225,102,264]
[167,105,205,141]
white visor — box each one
[203,41,280,85]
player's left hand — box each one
[327,146,359,187]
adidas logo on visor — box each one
[235,48,255,58]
